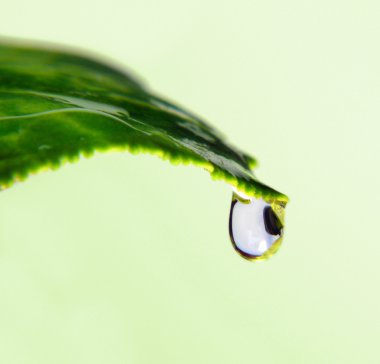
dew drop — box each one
[229,193,284,260]
[38,144,52,151]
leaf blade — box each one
[0,42,287,203]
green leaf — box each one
[0,41,287,204]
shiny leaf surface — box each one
[0,41,287,203]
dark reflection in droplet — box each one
[263,206,283,236]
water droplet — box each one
[38,144,52,151]
[229,193,285,261]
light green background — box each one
[0,1,379,363]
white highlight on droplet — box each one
[232,187,251,201]
[230,196,280,257]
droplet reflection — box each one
[229,193,284,260]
